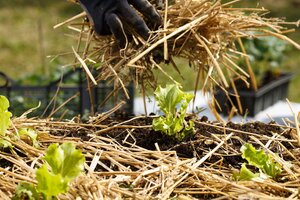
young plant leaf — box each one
[154,84,193,115]
[241,143,282,178]
[0,95,10,111]
[36,143,85,198]
[44,143,85,180]
[19,128,39,147]
[36,164,68,197]
[0,136,13,149]
[13,182,40,200]
[60,142,86,179]
[233,163,259,181]
[0,95,12,136]
[152,84,195,141]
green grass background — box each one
[0,0,300,100]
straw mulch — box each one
[1,115,300,199]
[57,0,300,101]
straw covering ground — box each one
[1,116,300,199]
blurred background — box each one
[0,0,299,100]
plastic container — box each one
[215,73,292,117]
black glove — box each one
[79,0,162,48]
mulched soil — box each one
[1,115,298,199]
[52,115,293,169]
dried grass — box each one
[1,116,300,199]
[56,0,299,100]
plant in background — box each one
[233,143,282,181]
[13,143,85,200]
[152,84,195,141]
[242,35,290,87]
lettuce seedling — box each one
[14,143,85,199]
[234,143,282,181]
[233,163,259,181]
[152,84,195,141]
[241,143,282,178]
[36,143,85,198]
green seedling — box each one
[14,143,85,200]
[233,163,259,181]
[152,84,195,141]
[233,143,282,181]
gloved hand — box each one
[79,0,162,49]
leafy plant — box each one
[245,36,288,68]
[14,143,85,199]
[0,95,13,148]
[152,84,195,141]
[241,35,290,87]
[233,143,282,181]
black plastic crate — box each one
[0,70,134,118]
[215,73,292,117]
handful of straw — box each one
[57,0,300,110]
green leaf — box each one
[233,163,259,181]
[0,95,10,111]
[44,143,85,180]
[152,84,195,141]
[155,84,185,115]
[44,143,64,175]
[13,182,40,200]
[241,143,282,178]
[0,137,12,149]
[0,96,12,136]
[153,117,166,132]
[36,164,68,197]
[19,128,39,147]
[59,143,85,179]
[180,120,195,140]
[35,143,85,198]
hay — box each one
[1,116,300,199]
[56,0,299,99]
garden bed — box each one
[1,115,300,199]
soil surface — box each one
[79,116,294,168]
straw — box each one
[1,115,300,199]
[55,0,300,116]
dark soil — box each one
[44,113,296,170]
[89,116,292,168]
[0,159,13,169]
[0,148,14,169]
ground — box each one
[1,115,299,199]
